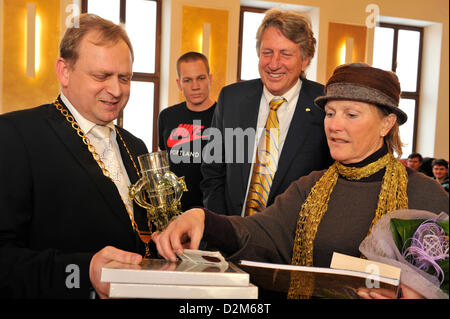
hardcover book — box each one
[101,257,258,299]
[101,258,249,286]
[107,282,258,299]
[238,252,401,299]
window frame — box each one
[237,6,266,82]
[377,22,424,153]
[82,0,161,151]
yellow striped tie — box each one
[244,97,286,216]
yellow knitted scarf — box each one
[288,152,408,299]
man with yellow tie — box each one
[201,8,333,216]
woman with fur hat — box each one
[153,63,449,299]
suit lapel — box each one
[269,79,315,201]
[46,101,135,233]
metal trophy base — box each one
[146,202,183,233]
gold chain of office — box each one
[52,99,152,255]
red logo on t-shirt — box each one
[167,124,209,148]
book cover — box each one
[101,258,250,287]
[108,282,258,299]
[238,252,401,299]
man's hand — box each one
[89,246,142,298]
[152,208,205,262]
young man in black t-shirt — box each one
[158,52,216,211]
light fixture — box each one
[202,23,211,59]
[339,37,354,65]
[26,3,40,78]
[345,37,354,64]
[26,3,36,77]
[339,43,346,65]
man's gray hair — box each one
[256,8,316,64]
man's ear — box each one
[55,58,70,88]
[208,74,213,87]
[301,57,311,71]
[176,78,182,91]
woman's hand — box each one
[357,284,424,299]
[152,208,205,262]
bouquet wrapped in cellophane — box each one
[359,209,448,299]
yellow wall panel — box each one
[180,6,228,102]
[326,22,367,81]
[2,0,60,113]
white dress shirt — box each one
[60,93,133,215]
[241,79,302,216]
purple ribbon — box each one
[402,219,449,285]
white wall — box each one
[417,23,442,157]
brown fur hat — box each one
[315,63,407,125]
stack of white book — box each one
[101,251,258,299]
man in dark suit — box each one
[0,14,150,298]
[201,8,332,216]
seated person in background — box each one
[432,159,449,192]
[158,52,216,211]
[406,152,423,172]
[153,63,449,299]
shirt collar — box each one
[60,92,116,138]
[263,78,302,105]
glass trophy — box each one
[129,150,187,233]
